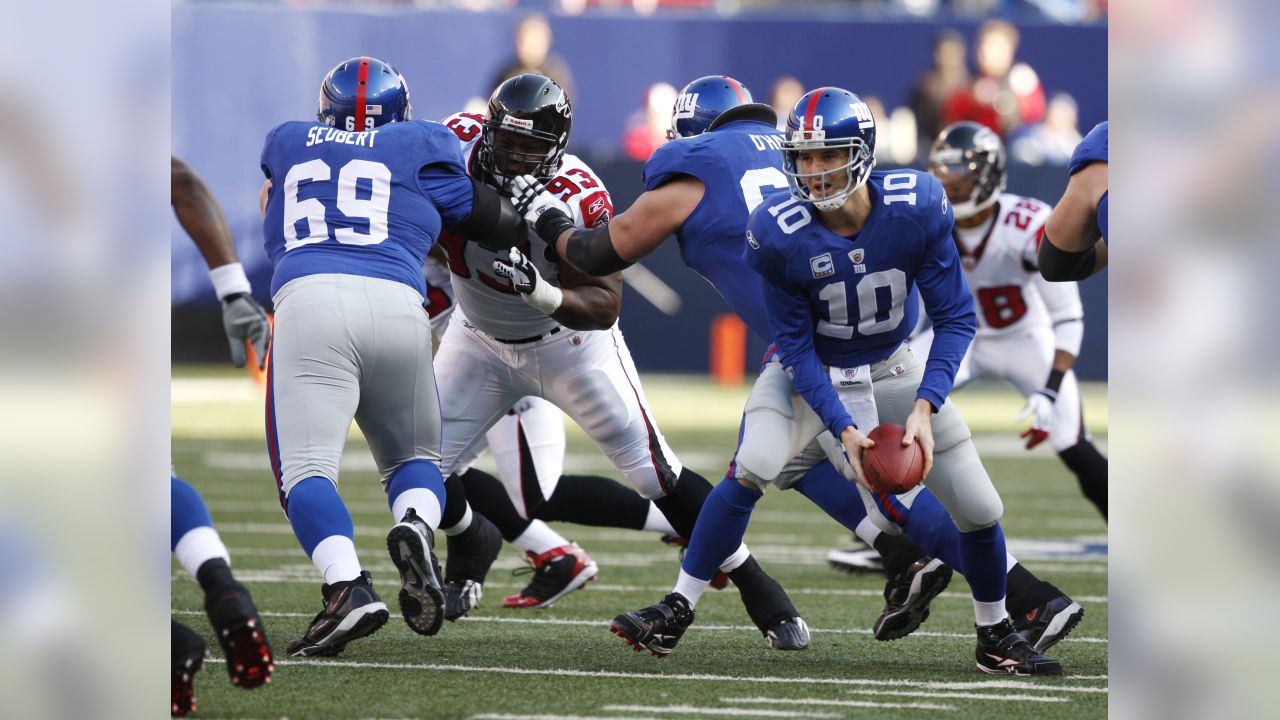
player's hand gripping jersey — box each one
[438,112,613,339]
[745,170,976,437]
[260,119,474,297]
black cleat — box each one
[387,508,446,636]
[826,544,886,575]
[171,620,205,717]
[502,543,598,609]
[873,556,952,641]
[442,512,503,621]
[287,571,389,657]
[765,617,811,650]
[728,556,807,650]
[975,619,1063,676]
[204,579,274,689]
[610,592,695,658]
[1014,594,1084,652]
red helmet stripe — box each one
[722,76,747,104]
[354,57,371,130]
[803,88,826,131]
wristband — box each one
[534,208,575,247]
[524,281,564,315]
[209,262,251,300]
[1044,369,1065,396]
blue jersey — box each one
[260,120,474,297]
[745,170,976,436]
[1069,121,1108,240]
[642,119,789,339]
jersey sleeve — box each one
[745,212,855,436]
[914,175,975,411]
[416,122,474,228]
[549,159,614,229]
[440,112,486,145]
[259,123,285,180]
[1069,121,1108,176]
[642,139,701,191]
[1034,274,1084,356]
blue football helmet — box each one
[667,75,777,139]
[782,87,877,211]
[317,56,412,131]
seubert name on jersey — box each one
[305,126,379,148]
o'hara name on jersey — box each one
[305,126,379,148]
[748,134,784,151]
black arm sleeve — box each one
[448,178,529,251]
[1037,230,1098,282]
[564,223,632,276]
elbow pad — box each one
[450,178,529,251]
[1038,230,1097,282]
[565,224,632,276]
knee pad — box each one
[928,439,1003,532]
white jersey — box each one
[955,192,1084,354]
[439,112,614,340]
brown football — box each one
[862,424,925,495]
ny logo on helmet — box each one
[673,92,699,120]
[850,102,874,130]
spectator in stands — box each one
[1009,91,1084,165]
[491,13,576,100]
[942,19,1045,137]
[769,75,804,131]
[621,82,678,161]
[908,29,971,151]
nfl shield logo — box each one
[848,248,864,264]
[570,335,583,346]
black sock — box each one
[459,468,532,542]
[195,557,236,596]
[441,472,470,530]
[1005,562,1064,617]
[871,532,928,576]
[1059,440,1108,520]
[652,467,713,539]
[728,556,799,631]
[537,474,652,530]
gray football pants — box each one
[267,274,441,499]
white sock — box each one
[643,502,676,535]
[673,570,711,609]
[392,488,442,530]
[1006,552,1018,573]
[174,526,231,580]
[441,504,473,537]
[311,535,363,585]
[719,543,750,573]
[512,519,568,556]
[855,516,882,547]
[974,597,1008,627]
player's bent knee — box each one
[280,469,339,500]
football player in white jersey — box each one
[915,122,1107,518]
[433,74,803,640]
[422,252,687,617]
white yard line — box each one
[604,704,845,718]
[737,693,1056,706]
[472,715,661,720]
[202,657,1105,693]
[173,609,1109,645]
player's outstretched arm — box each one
[1040,162,1108,280]
[491,248,622,330]
[173,156,270,369]
[512,175,703,276]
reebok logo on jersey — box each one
[747,230,760,250]
[810,253,834,279]
[588,196,606,215]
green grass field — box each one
[173,367,1108,719]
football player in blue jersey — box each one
[1039,121,1107,280]
[171,157,274,715]
[257,56,530,657]
[506,81,1072,672]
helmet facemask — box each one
[782,134,875,212]
[478,122,563,190]
[928,145,1005,220]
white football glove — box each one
[221,293,271,369]
[492,247,563,315]
[1015,390,1055,449]
[508,174,573,227]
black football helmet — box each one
[928,121,1006,220]
[477,73,572,188]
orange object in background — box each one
[710,313,747,386]
[247,312,274,388]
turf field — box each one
[172,366,1108,719]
